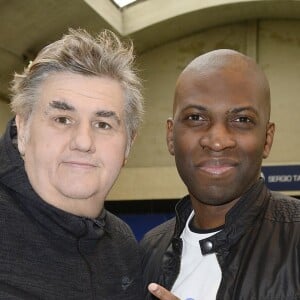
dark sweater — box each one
[0,119,143,300]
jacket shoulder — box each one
[140,217,176,293]
[140,217,176,250]
[266,191,300,222]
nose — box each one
[200,123,236,152]
[69,122,96,153]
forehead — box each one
[174,67,269,115]
[37,72,125,114]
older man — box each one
[0,29,143,299]
[141,49,300,300]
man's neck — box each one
[190,197,240,230]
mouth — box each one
[196,159,237,176]
[63,161,97,169]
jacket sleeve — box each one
[140,218,177,299]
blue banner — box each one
[261,165,300,192]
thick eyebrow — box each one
[48,100,75,111]
[95,110,121,125]
[45,100,121,125]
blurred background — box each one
[1,0,300,239]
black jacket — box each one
[0,119,143,299]
[141,179,300,300]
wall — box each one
[107,19,300,200]
[258,20,300,163]
[1,19,299,200]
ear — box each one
[263,122,275,159]
[15,114,27,156]
[166,118,175,156]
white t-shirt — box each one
[171,211,222,300]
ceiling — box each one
[1,0,300,103]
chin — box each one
[59,186,98,200]
[193,187,237,205]
[197,196,231,206]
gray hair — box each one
[10,28,144,145]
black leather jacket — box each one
[141,180,300,299]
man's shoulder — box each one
[267,191,300,222]
[140,217,176,247]
[104,209,137,240]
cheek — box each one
[174,132,197,161]
[238,136,265,164]
[24,127,62,171]
[24,140,57,175]
[100,138,127,165]
[174,139,195,174]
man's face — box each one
[16,72,128,217]
[167,68,274,206]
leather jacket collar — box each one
[172,179,270,257]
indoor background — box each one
[1,0,299,239]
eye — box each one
[54,116,72,125]
[231,115,256,129]
[187,114,205,121]
[182,112,207,128]
[235,116,252,123]
[94,121,112,130]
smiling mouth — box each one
[200,165,235,175]
[196,159,237,175]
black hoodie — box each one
[0,119,142,300]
